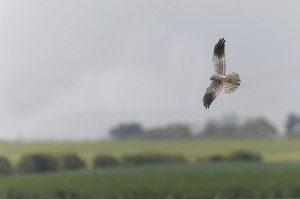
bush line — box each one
[0,150,263,174]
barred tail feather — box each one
[224,72,241,94]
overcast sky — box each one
[0,0,299,140]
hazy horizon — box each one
[0,1,299,140]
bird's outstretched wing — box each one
[203,80,223,109]
[212,38,226,75]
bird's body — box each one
[210,73,226,82]
[203,38,241,109]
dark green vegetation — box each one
[93,154,119,168]
[0,139,300,198]
[110,123,193,139]
[17,154,59,173]
[202,150,263,162]
[4,151,261,174]
[0,157,12,174]
[108,112,300,140]
[122,152,188,165]
[109,114,281,139]
[16,153,86,173]
[57,153,86,171]
[286,113,300,136]
[2,162,300,199]
[3,138,300,168]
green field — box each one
[1,138,300,199]
[1,162,300,199]
[2,138,300,167]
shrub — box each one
[0,156,12,174]
[58,153,86,170]
[197,151,263,163]
[93,154,119,168]
[228,150,263,162]
[122,152,188,166]
[207,154,227,162]
[17,154,59,173]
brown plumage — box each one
[203,38,241,109]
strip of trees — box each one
[110,113,300,139]
[285,113,300,136]
[201,114,277,138]
[110,123,192,139]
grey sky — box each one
[0,1,299,140]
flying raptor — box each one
[203,38,241,109]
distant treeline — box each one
[110,113,300,139]
[0,150,262,175]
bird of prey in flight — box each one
[203,38,241,109]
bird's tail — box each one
[224,72,241,93]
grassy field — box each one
[1,139,300,198]
[2,162,300,199]
[2,138,300,167]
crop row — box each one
[2,166,300,199]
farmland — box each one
[1,138,300,198]
[2,162,300,199]
[2,138,300,167]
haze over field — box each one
[0,1,299,140]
